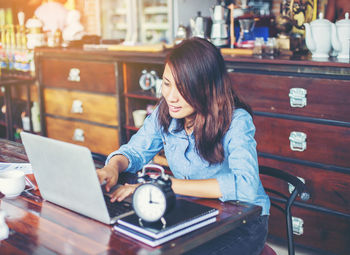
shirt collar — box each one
[168,119,188,139]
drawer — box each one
[268,205,350,255]
[41,58,117,93]
[259,157,350,215]
[46,116,119,156]
[44,88,119,126]
[230,72,350,122]
[254,115,350,168]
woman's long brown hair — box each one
[158,37,252,164]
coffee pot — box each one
[304,13,337,58]
[190,11,211,39]
[210,0,229,47]
[174,24,187,44]
[332,12,350,59]
[236,18,255,48]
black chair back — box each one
[259,166,310,255]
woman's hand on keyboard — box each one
[96,154,130,193]
[109,183,140,202]
[97,164,119,192]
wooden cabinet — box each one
[0,75,38,141]
[122,62,163,138]
[121,60,167,167]
[227,58,350,255]
[36,50,122,156]
[35,48,350,254]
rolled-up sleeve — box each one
[216,110,260,203]
[106,108,164,173]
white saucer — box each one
[4,193,21,199]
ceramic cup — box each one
[155,79,163,98]
[133,109,147,128]
[0,170,25,198]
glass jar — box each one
[265,37,277,56]
[253,37,264,55]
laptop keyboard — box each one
[103,195,133,217]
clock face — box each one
[139,72,156,91]
[133,183,167,222]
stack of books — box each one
[114,199,219,247]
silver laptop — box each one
[20,132,134,224]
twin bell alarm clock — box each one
[139,70,158,91]
[132,164,176,227]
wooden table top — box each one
[0,138,262,254]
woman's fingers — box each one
[110,184,139,202]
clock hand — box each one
[149,190,159,204]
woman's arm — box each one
[216,110,260,202]
[171,178,222,198]
[106,108,164,173]
[98,108,164,202]
[96,154,129,192]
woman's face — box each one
[162,64,195,120]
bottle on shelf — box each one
[8,24,15,71]
[31,102,41,133]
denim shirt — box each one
[106,107,270,215]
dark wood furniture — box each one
[35,49,123,156]
[260,165,309,255]
[34,48,350,254]
[35,48,168,165]
[225,56,350,255]
[0,138,261,255]
[0,76,35,141]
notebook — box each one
[115,217,216,247]
[115,198,218,244]
[20,132,134,224]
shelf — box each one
[125,90,159,101]
[114,8,127,15]
[144,6,168,14]
[124,125,139,131]
[0,119,21,130]
[123,61,166,166]
[143,23,169,30]
[114,23,128,30]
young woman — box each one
[97,37,270,255]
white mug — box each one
[155,79,163,98]
[133,110,147,128]
[0,170,25,198]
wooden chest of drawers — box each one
[228,60,350,255]
[36,52,122,156]
[34,49,350,254]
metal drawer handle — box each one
[289,131,307,152]
[71,100,83,114]
[68,68,80,82]
[292,217,304,235]
[73,128,85,142]
[289,88,307,108]
[288,176,310,201]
